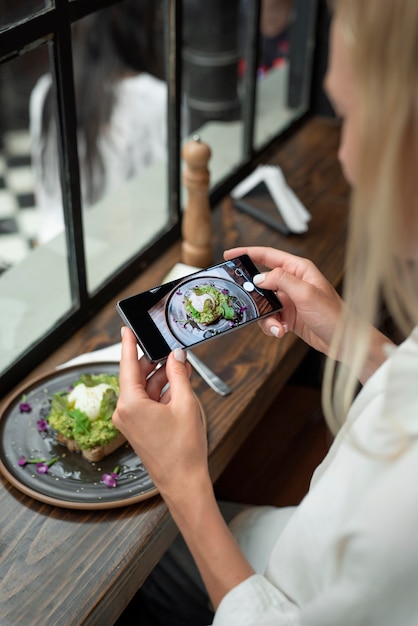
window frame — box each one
[0,0,320,396]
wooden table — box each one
[0,117,349,626]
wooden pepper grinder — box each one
[181,135,212,268]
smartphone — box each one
[232,181,290,235]
[116,254,282,362]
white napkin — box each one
[59,343,122,368]
[231,164,311,234]
[58,342,144,369]
[162,262,201,282]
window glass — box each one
[254,0,317,147]
[0,47,72,375]
[0,0,320,391]
[181,0,244,188]
[0,0,52,30]
[69,2,170,294]
[181,0,316,188]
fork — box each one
[187,351,232,396]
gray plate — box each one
[0,363,158,509]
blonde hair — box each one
[324,0,418,434]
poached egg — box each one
[188,291,215,313]
[68,383,112,421]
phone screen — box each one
[116,255,282,361]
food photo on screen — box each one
[148,257,273,351]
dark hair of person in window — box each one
[36,0,165,210]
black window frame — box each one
[0,0,324,396]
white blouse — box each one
[215,327,418,625]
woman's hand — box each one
[225,246,344,358]
[113,328,255,610]
[112,328,209,503]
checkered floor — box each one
[0,130,41,275]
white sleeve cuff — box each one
[213,574,300,626]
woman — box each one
[113,0,418,623]
[30,0,166,243]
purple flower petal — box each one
[36,462,49,474]
[19,401,32,413]
[102,467,120,488]
[19,455,59,472]
[37,419,48,432]
[102,473,118,488]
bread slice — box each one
[55,431,127,462]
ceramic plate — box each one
[0,362,205,510]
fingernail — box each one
[270,326,280,337]
[173,348,186,363]
[120,326,126,338]
[253,273,265,285]
[282,322,289,334]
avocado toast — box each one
[46,373,125,462]
[183,285,235,325]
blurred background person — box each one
[239,0,293,77]
[259,0,293,73]
[30,0,166,243]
